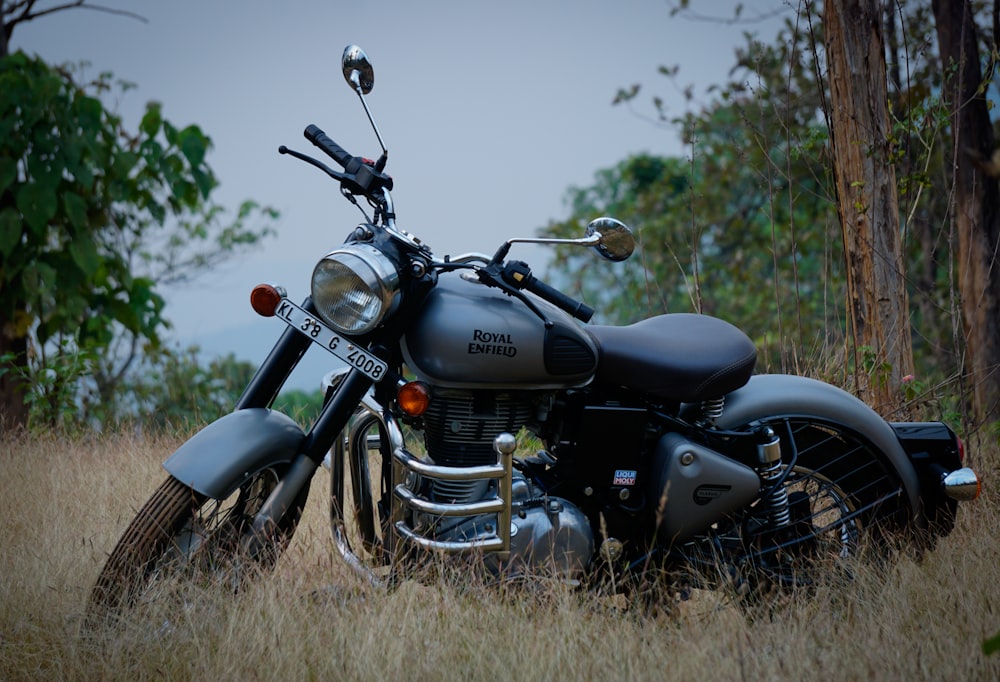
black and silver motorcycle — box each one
[88,45,980,618]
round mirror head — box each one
[586,217,634,262]
[342,45,374,94]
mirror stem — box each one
[354,87,388,156]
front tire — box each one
[86,465,308,626]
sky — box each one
[11,0,787,389]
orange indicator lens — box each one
[250,284,283,317]
[398,381,431,416]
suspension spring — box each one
[757,427,790,529]
[699,397,725,424]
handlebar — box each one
[303,124,393,195]
[502,261,594,323]
[304,124,354,169]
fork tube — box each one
[251,367,375,538]
[235,319,313,409]
[301,368,375,463]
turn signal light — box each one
[250,284,285,317]
[942,467,981,501]
[397,381,431,417]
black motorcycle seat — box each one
[585,313,757,403]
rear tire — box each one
[736,416,909,593]
[86,465,308,626]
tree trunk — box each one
[824,0,914,415]
[933,0,1000,428]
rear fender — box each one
[163,408,305,499]
[699,374,921,520]
[891,421,963,533]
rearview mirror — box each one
[586,217,634,262]
[342,45,374,94]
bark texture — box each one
[933,0,1000,427]
[824,0,914,414]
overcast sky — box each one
[12,0,786,388]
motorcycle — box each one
[87,45,981,620]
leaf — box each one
[15,183,57,236]
[0,157,16,194]
[178,125,208,169]
[69,233,101,277]
[140,102,162,137]
[63,192,89,231]
[0,208,22,258]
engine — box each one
[416,388,594,578]
[422,389,533,503]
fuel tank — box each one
[401,272,598,388]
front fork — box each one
[236,301,381,542]
[250,367,375,536]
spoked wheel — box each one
[86,465,308,627]
[735,416,909,597]
[664,416,911,607]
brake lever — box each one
[279,145,349,183]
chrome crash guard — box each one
[324,371,514,585]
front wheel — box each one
[86,464,308,626]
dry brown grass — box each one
[1,432,998,681]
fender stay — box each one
[163,408,306,498]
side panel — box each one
[163,408,305,498]
[702,374,921,516]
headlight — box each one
[311,244,400,334]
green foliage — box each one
[0,52,277,428]
[114,348,323,432]
[544,2,978,397]
[544,20,842,374]
[986,630,1000,656]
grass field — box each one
[1,432,997,681]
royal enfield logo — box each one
[467,329,517,357]
[693,484,732,506]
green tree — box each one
[116,349,322,432]
[545,13,841,376]
[547,1,998,432]
[0,51,275,429]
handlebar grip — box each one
[304,124,354,169]
[523,275,595,323]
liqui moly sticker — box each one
[613,469,637,486]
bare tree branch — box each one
[2,0,146,55]
[15,0,146,24]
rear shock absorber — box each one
[756,426,790,529]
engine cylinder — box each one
[422,389,532,503]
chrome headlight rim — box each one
[311,244,401,335]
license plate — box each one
[274,298,388,382]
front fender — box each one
[163,408,305,498]
[705,374,921,518]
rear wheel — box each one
[737,416,909,592]
[665,416,909,605]
[86,465,308,626]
